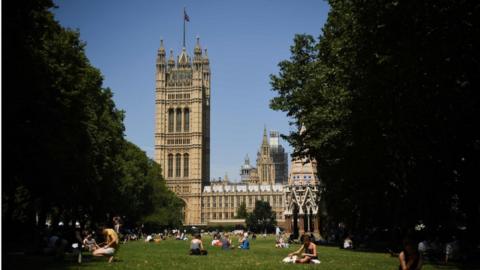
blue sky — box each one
[53,0,329,181]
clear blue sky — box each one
[53,0,329,181]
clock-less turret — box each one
[154,38,210,225]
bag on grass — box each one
[282,255,297,263]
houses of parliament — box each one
[154,37,322,235]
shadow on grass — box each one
[422,261,480,270]
[316,243,480,270]
[3,253,113,270]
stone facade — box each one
[201,181,285,225]
[154,38,210,225]
[154,39,317,228]
[239,128,288,185]
[284,157,323,237]
[201,129,289,225]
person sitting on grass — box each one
[221,233,234,250]
[189,234,208,255]
[343,235,353,249]
[154,234,162,243]
[238,233,250,250]
[276,236,288,248]
[288,234,318,264]
[444,236,459,265]
[83,232,100,252]
[399,239,422,270]
[43,231,68,260]
[211,235,221,246]
[93,226,119,263]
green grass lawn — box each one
[6,236,467,270]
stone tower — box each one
[154,38,210,225]
[256,127,276,184]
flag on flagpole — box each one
[184,9,190,22]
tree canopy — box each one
[271,0,480,244]
[3,0,182,245]
[236,201,248,219]
[246,201,277,233]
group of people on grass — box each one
[41,219,120,264]
[282,233,424,268]
[104,228,425,268]
[190,232,250,255]
[42,217,427,269]
[188,231,320,264]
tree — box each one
[271,0,480,246]
[142,160,184,229]
[236,201,248,219]
[3,0,183,247]
[4,0,126,235]
[246,201,276,233]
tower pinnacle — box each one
[157,39,166,67]
[194,36,202,55]
[159,39,165,53]
[168,49,175,68]
[262,125,268,145]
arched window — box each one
[183,153,189,177]
[176,108,182,132]
[184,108,190,132]
[167,154,173,177]
[168,109,174,132]
[175,153,181,177]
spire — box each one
[259,125,270,157]
[245,154,250,165]
[262,125,268,145]
[202,48,209,66]
[178,47,190,67]
[156,39,166,68]
[193,36,202,69]
[194,36,202,55]
[159,39,165,55]
[168,49,175,68]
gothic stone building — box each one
[154,38,210,225]
[239,128,288,185]
[155,39,321,232]
[201,128,288,225]
[284,157,323,237]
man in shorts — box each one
[93,226,119,263]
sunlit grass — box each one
[6,235,465,270]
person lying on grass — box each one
[287,234,318,264]
[93,226,119,263]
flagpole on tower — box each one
[183,7,190,48]
[183,7,186,48]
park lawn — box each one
[6,236,464,270]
